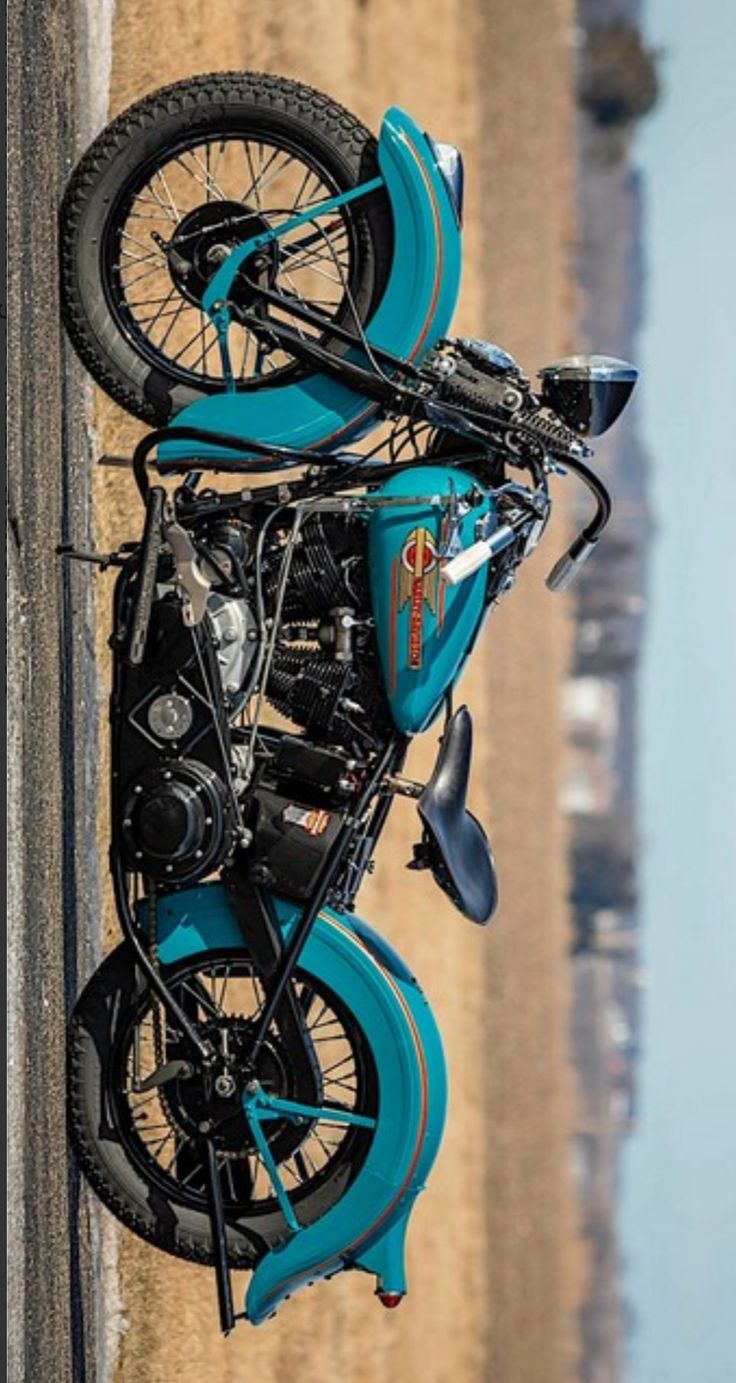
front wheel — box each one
[60,72,393,424]
[68,943,378,1267]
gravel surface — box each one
[7,2,114,1379]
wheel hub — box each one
[169,1018,317,1159]
[167,200,279,308]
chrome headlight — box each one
[539,355,639,437]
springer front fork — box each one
[198,1080,377,1333]
[243,1083,376,1234]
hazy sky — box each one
[620,3,736,1381]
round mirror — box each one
[539,355,638,436]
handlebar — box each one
[546,534,598,592]
[545,456,611,594]
[440,454,612,593]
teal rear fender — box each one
[157,106,462,465]
[153,884,448,1324]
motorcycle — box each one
[59,72,637,1331]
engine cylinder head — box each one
[267,515,369,620]
[266,651,388,748]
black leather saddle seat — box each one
[417,705,498,924]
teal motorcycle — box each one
[60,73,637,1331]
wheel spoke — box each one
[149,1128,176,1159]
[310,1013,343,1034]
[162,1132,190,1174]
[321,1053,356,1078]
[156,298,192,353]
[308,999,329,1030]
[132,193,178,221]
[312,1130,341,1156]
[121,229,166,258]
[135,287,180,331]
[126,209,175,223]
[238,330,255,380]
[116,262,166,292]
[241,145,293,205]
[173,151,226,202]
[170,318,211,366]
[155,167,180,220]
[283,228,349,275]
[242,141,262,209]
[136,301,188,328]
[289,164,317,215]
[176,976,222,1019]
[325,1075,358,1095]
[127,293,179,308]
[191,313,218,372]
[290,259,344,289]
[217,962,232,1010]
[178,1155,206,1191]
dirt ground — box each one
[91,3,585,1380]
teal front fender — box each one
[157,106,462,466]
[153,885,448,1323]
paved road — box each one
[7,2,113,1379]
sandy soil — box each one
[91,3,584,1380]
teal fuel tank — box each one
[368,466,494,734]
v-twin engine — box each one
[264,513,389,749]
[111,508,388,895]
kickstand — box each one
[202,1138,236,1334]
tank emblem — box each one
[399,528,439,670]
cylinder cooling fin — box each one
[264,514,389,748]
[267,514,370,619]
[267,651,389,748]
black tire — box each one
[60,71,393,425]
[68,942,378,1268]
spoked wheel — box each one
[60,72,393,423]
[68,943,378,1267]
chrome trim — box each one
[427,136,464,226]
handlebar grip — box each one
[128,486,165,665]
[546,536,597,593]
[441,523,517,588]
[441,540,494,587]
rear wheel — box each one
[68,943,378,1267]
[60,72,393,423]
